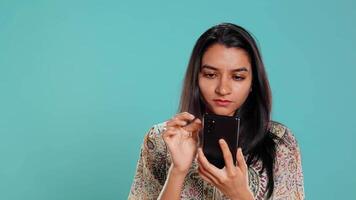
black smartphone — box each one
[201,113,240,169]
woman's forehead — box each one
[201,44,251,71]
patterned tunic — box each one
[128,121,304,200]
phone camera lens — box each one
[207,119,215,133]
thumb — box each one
[236,148,248,172]
[184,118,202,137]
[184,118,201,131]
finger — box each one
[183,118,202,142]
[162,127,179,139]
[198,161,219,185]
[197,166,214,184]
[236,148,248,173]
[166,117,188,127]
[219,139,235,173]
[175,112,195,121]
[166,112,195,127]
[197,149,223,186]
[184,118,202,134]
[197,148,220,177]
[180,128,193,138]
[167,120,187,127]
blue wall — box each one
[1,0,355,199]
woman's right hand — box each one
[162,112,202,174]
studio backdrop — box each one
[0,0,355,199]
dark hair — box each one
[178,23,276,197]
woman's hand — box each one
[197,139,255,200]
[162,112,202,174]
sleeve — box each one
[128,125,168,200]
[272,128,305,200]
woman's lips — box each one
[213,99,232,106]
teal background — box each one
[1,0,355,199]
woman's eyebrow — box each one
[201,65,217,71]
[201,64,249,72]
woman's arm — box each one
[273,128,305,199]
[158,112,202,199]
[129,112,202,199]
[128,126,167,200]
[157,165,188,200]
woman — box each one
[128,23,304,200]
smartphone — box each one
[201,113,240,169]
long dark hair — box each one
[178,23,276,197]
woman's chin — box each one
[210,108,235,116]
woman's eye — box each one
[203,73,216,79]
[233,75,245,81]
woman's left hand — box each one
[197,139,255,200]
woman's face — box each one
[198,43,253,116]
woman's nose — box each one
[215,77,231,95]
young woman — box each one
[128,23,304,200]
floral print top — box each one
[128,121,304,200]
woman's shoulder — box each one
[268,120,300,150]
[144,121,167,140]
[140,121,168,153]
[133,122,169,189]
[268,121,304,199]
